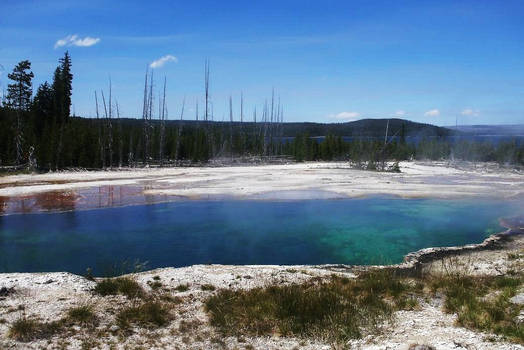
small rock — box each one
[510,293,524,305]
[109,325,119,332]
[0,286,14,297]
[408,345,436,350]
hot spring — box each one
[0,196,521,275]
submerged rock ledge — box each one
[304,217,524,277]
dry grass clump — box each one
[424,255,524,343]
[8,305,99,342]
[94,277,145,299]
[205,270,417,342]
[116,301,172,330]
[428,273,523,343]
[66,305,98,326]
[8,317,62,342]
[201,284,216,291]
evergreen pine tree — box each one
[6,60,34,111]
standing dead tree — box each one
[159,77,167,166]
[94,91,105,168]
[263,99,269,156]
[204,60,210,122]
[116,101,123,168]
[100,88,113,169]
[229,95,234,157]
[141,69,154,166]
[175,97,185,163]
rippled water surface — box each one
[0,197,521,275]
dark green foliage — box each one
[94,277,145,299]
[52,51,73,124]
[1,54,522,170]
[32,81,54,136]
[6,60,34,111]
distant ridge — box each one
[446,124,524,136]
[280,118,454,137]
[104,117,454,138]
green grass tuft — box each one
[201,284,216,291]
[175,284,190,292]
[94,277,145,299]
[116,301,171,329]
[66,305,97,326]
[8,317,62,342]
[428,274,523,343]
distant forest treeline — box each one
[1,54,523,170]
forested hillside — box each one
[1,54,523,171]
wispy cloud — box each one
[395,110,406,116]
[461,108,479,116]
[424,109,440,117]
[54,34,100,49]
[330,111,361,121]
[110,34,192,44]
[150,55,178,69]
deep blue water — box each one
[0,197,521,276]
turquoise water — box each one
[0,197,521,275]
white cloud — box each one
[461,108,479,116]
[54,34,100,49]
[395,110,406,116]
[331,111,361,121]
[150,55,178,68]
[424,109,440,117]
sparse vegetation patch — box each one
[8,317,62,342]
[205,270,417,342]
[94,277,145,299]
[427,274,523,343]
[66,305,97,326]
[116,301,172,330]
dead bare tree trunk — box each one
[195,99,199,121]
[229,95,233,158]
[159,77,167,167]
[263,99,269,156]
[95,91,104,168]
[101,88,113,169]
[175,97,185,163]
[14,110,23,166]
[141,69,149,166]
[147,70,154,165]
[116,101,123,168]
[204,60,210,122]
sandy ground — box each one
[0,161,523,201]
[0,235,522,350]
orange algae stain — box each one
[0,184,180,215]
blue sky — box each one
[1,0,523,125]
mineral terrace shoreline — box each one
[0,160,522,216]
[0,161,523,200]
